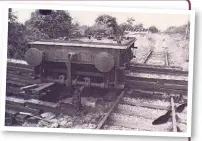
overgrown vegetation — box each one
[8,9,27,59]
[8,9,79,60]
[164,22,190,39]
[148,26,159,33]
[24,10,81,41]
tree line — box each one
[164,22,190,39]
[8,9,81,59]
[8,9,188,60]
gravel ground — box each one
[19,96,187,134]
[131,35,152,64]
[177,107,187,124]
[22,97,112,129]
[109,113,172,132]
[178,123,187,132]
[117,104,167,119]
[146,52,165,66]
[178,113,187,124]
[22,111,101,129]
[103,125,145,131]
[123,97,170,107]
[165,34,189,71]
[21,95,187,132]
[126,71,188,81]
[106,96,187,132]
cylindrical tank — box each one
[94,52,114,73]
[25,48,44,67]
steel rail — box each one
[164,51,169,66]
[96,91,125,129]
[143,49,153,64]
[171,97,177,132]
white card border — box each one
[0,2,195,138]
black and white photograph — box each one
[1,4,195,137]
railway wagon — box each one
[24,38,137,91]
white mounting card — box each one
[0,0,194,138]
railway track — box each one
[141,48,175,69]
[5,60,188,131]
[96,90,187,132]
[6,59,188,103]
[6,60,188,101]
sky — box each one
[12,9,189,31]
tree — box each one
[148,26,159,33]
[127,17,135,25]
[8,8,17,23]
[95,14,121,37]
[25,10,73,40]
[8,8,27,59]
[84,26,93,36]
[119,23,133,35]
[185,21,190,40]
[69,22,83,38]
[95,14,117,26]
[25,26,49,41]
[134,23,143,30]
[164,22,190,37]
